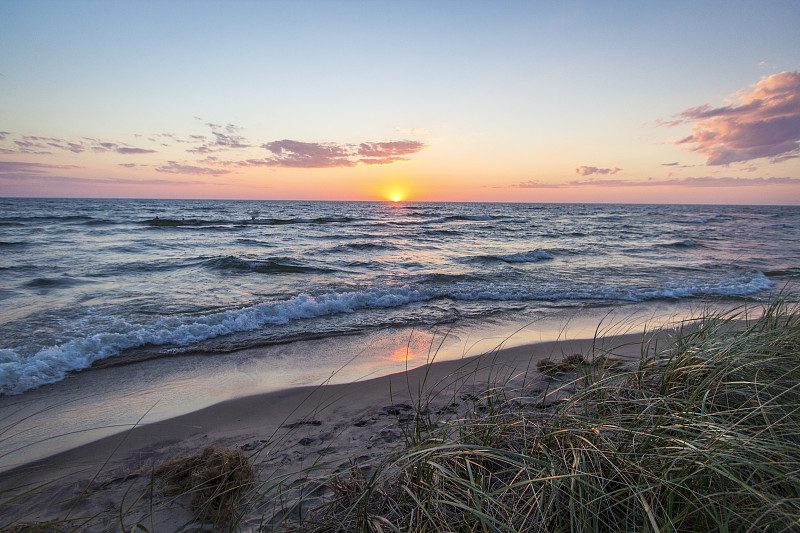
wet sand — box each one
[0,329,662,531]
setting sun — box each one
[392,196,400,202]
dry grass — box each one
[154,444,254,522]
[536,352,619,375]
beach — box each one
[2,2,799,529]
[0,325,659,531]
[1,199,798,530]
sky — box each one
[1,1,799,204]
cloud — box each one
[575,166,622,176]
[262,139,355,168]
[184,123,251,154]
[155,161,232,176]
[505,176,800,189]
[208,123,250,148]
[667,71,800,165]
[116,146,156,154]
[0,161,83,174]
[1,134,156,155]
[1,125,428,177]
[0,173,214,186]
[260,139,427,168]
[636,176,800,187]
[357,141,427,165]
[508,180,565,188]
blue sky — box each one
[1,1,799,202]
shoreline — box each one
[0,328,664,530]
[0,299,704,472]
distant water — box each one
[1,198,798,395]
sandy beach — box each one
[0,328,657,531]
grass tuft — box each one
[536,351,618,375]
[154,444,254,522]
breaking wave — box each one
[0,270,773,395]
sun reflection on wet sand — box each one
[383,335,435,362]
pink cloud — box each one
[2,134,156,155]
[356,141,427,165]
[155,161,231,176]
[575,166,622,176]
[0,173,214,186]
[116,146,156,154]
[0,161,83,174]
[262,140,356,168]
[669,71,800,165]
[260,139,427,168]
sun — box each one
[392,196,400,202]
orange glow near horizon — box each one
[377,181,413,202]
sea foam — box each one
[0,271,774,395]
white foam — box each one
[0,271,776,395]
[0,288,427,394]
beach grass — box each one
[2,299,800,532]
[289,299,800,532]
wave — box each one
[204,255,338,274]
[0,288,19,301]
[658,239,699,248]
[1,215,94,223]
[235,238,274,246]
[262,216,356,225]
[467,249,554,263]
[422,228,464,237]
[0,270,774,394]
[434,271,774,302]
[145,216,359,227]
[764,268,800,278]
[0,241,27,247]
[90,259,190,276]
[444,214,494,222]
[0,287,429,394]
[144,218,231,227]
[83,218,119,226]
[324,242,398,253]
[23,276,93,289]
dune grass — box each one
[291,300,800,532]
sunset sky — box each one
[1,1,799,203]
